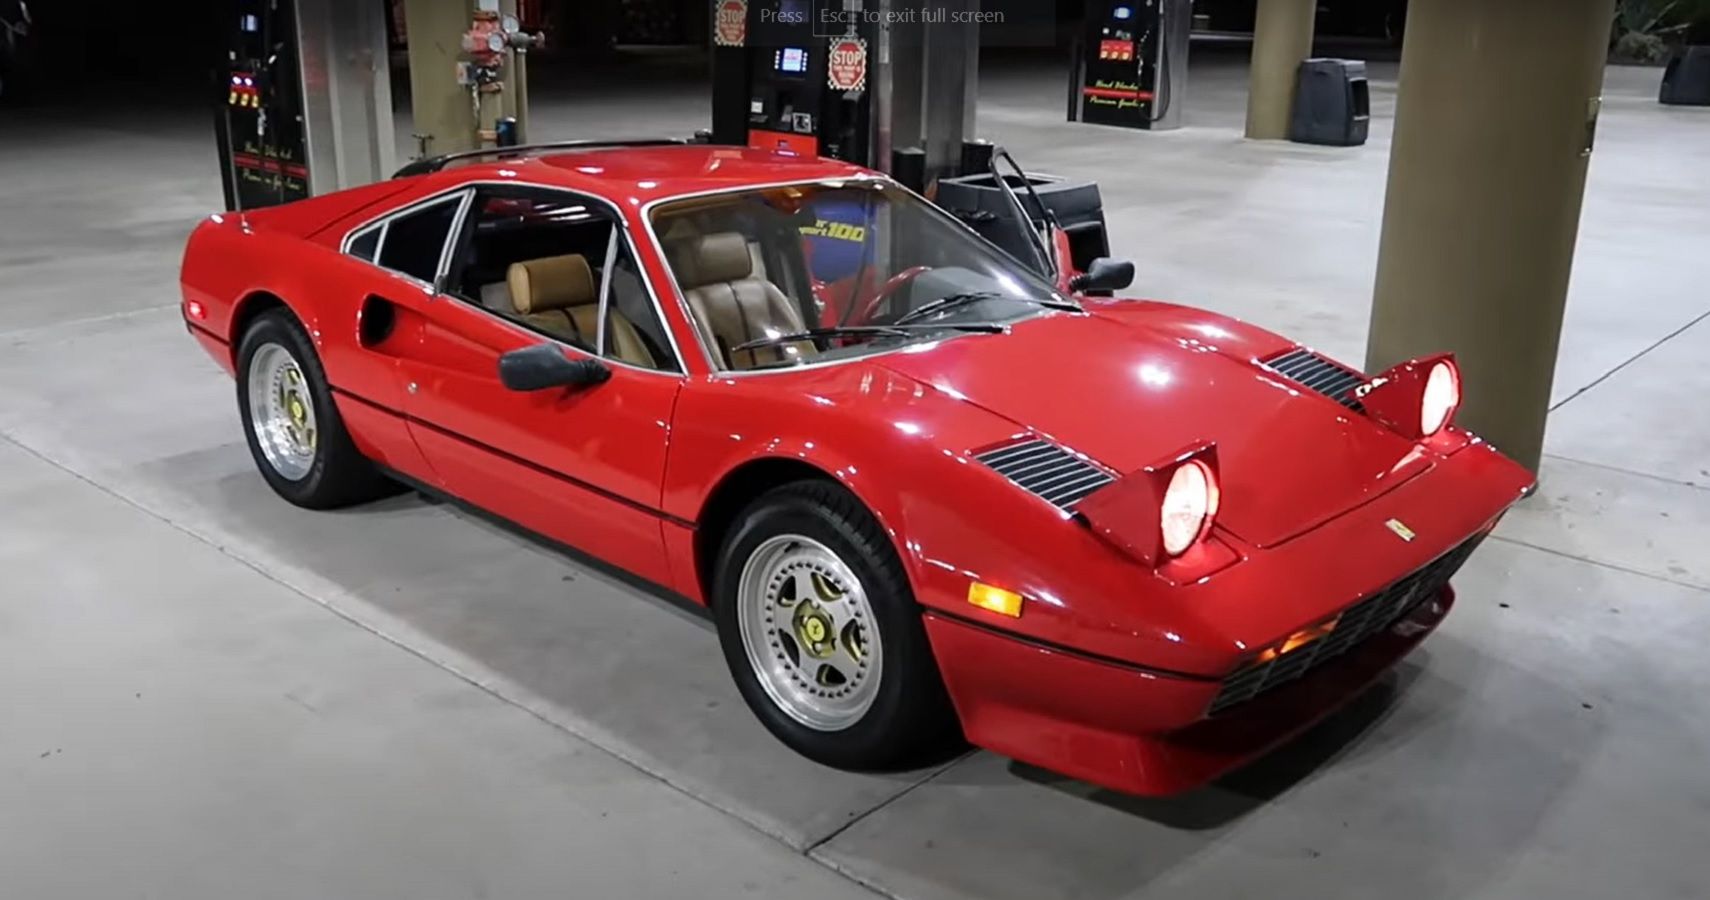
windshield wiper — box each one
[892,291,1079,327]
[731,323,1003,354]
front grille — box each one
[1207,535,1483,716]
[974,438,1114,512]
[1262,348,1366,410]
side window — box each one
[653,196,818,369]
[445,187,678,372]
[347,223,382,262]
[376,195,463,283]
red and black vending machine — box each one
[215,0,312,209]
[710,0,879,166]
[1072,0,1189,131]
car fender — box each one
[182,215,334,362]
[667,361,1026,591]
[663,361,1250,675]
[184,213,411,395]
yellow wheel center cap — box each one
[804,617,827,643]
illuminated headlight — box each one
[1419,360,1461,436]
[1160,459,1220,556]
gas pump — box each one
[707,2,1119,297]
[214,0,395,211]
[1071,0,1190,131]
[710,0,877,165]
[216,0,311,209]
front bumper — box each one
[917,439,1531,795]
[925,585,1455,796]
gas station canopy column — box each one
[1366,0,1616,472]
[1244,0,1316,140]
[401,0,538,159]
[404,0,479,158]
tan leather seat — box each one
[506,253,657,368]
[667,232,813,369]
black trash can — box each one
[1660,46,1710,106]
[934,172,1109,274]
[1289,58,1370,147]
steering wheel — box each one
[853,266,932,325]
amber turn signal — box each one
[967,582,1024,618]
[1255,619,1338,664]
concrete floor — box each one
[3,47,1709,900]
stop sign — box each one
[826,37,868,92]
[714,0,747,47]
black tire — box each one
[235,309,395,509]
[713,479,963,770]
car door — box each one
[318,193,472,482]
[389,184,685,586]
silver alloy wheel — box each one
[246,342,318,482]
[736,534,883,731]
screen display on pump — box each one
[776,47,808,75]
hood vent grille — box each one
[974,439,1114,512]
[1262,348,1366,410]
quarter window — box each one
[375,195,463,284]
[347,224,382,262]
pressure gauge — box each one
[487,31,506,53]
[502,14,520,34]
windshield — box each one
[651,179,1072,371]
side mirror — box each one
[498,344,612,392]
[1069,257,1135,294]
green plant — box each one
[1613,0,1710,61]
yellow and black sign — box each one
[799,219,867,243]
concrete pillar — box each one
[404,0,477,158]
[1244,0,1316,139]
[1366,0,1614,472]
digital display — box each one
[1113,6,1132,19]
[240,13,260,32]
[776,47,808,75]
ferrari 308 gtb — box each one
[179,140,1534,795]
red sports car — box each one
[180,141,1534,795]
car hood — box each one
[878,308,1432,547]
